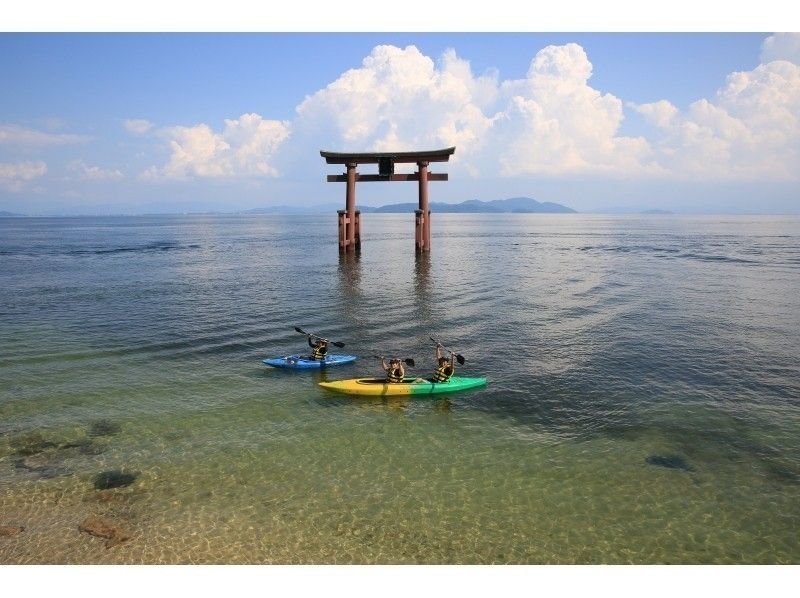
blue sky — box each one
[1,33,798,214]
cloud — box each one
[293,43,654,178]
[634,58,800,180]
[760,33,800,65]
[142,113,290,180]
[633,100,679,129]
[494,44,656,177]
[142,39,800,186]
[124,119,154,135]
[0,160,47,191]
[0,124,89,147]
[295,45,496,161]
[67,159,124,181]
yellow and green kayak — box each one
[318,376,487,397]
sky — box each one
[1,32,799,214]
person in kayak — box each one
[432,343,456,383]
[308,335,329,361]
[381,357,405,383]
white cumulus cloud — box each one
[635,57,800,180]
[141,38,800,186]
[633,100,678,129]
[760,32,800,65]
[0,160,48,191]
[296,45,496,161]
[124,119,154,135]
[494,43,656,177]
[293,43,655,178]
[142,113,290,180]
[67,160,124,181]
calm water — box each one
[1,213,798,564]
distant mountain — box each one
[236,197,574,215]
[370,197,575,214]
[0,210,25,217]
[640,209,674,215]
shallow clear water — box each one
[1,213,798,563]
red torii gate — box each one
[320,147,455,253]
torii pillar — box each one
[415,160,431,251]
[320,147,455,253]
[344,161,358,251]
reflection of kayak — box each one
[263,354,357,369]
[319,376,487,396]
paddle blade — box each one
[332,341,345,348]
[404,358,415,367]
[456,354,466,365]
[294,326,306,335]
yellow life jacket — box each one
[433,360,454,383]
[387,364,404,383]
[311,341,328,360]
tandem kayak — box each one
[263,354,357,369]
[318,376,487,396]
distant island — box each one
[362,196,575,214]
[0,201,690,217]
[240,197,575,215]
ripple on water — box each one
[1,214,799,563]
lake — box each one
[1,213,798,563]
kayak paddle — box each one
[294,326,346,348]
[373,355,415,368]
[430,336,466,365]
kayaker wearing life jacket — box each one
[308,335,329,361]
[432,343,456,383]
[382,357,405,383]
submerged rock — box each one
[93,470,138,490]
[78,516,130,548]
[60,437,106,456]
[94,490,118,503]
[60,437,93,450]
[89,420,121,437]
[0,525,25,536]
[10,432,57,456]
[763,462,800,485]
[81,443,107,456]
[16,454,51,471]
[645,455,695,472]
[14,454,72,479]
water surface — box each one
[1,214,798,563]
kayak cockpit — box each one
[354,377,439,385]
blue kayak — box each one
[262,354,357,369]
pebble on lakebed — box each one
[0,525,26,536]
[93,470,138,490]
[10,432,57,456]
[78,517,130,548]
[645,454,695,472]
[89,420,122,437]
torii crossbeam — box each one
[320,147,455,253]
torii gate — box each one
[320,147,455,253]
